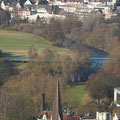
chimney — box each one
[41,93,45,111]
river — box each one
[91,52,107,72]
[0,51,114,85]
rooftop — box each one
[115,87,120,91]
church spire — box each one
[51,80,63,120]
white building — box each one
[59,5,76,13]
[112,0,117,5]
[113,113,120,120]
[114,88,120,107]
[28,13,65,23]
[18,8,31,19]
[24,0,32,6]
[16,1,21,9]
[96,112,111,120]
[1,1,6,10]
[35,0,39,5]
[37,7,48,14]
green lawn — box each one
[0,30,88,108]
[70,83,86,105]
[62,83,87,109]
[72,84,86,104]
[0,30,73,57]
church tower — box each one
[51,80,63,120]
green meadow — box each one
[0,30,73,57]
[62,83,88,107]
[0,30,87,106]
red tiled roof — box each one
[69,0,83,2]
[71,115,81,118]
[18,8,26,11]
[40,111,81,120]
[63,115,72,120]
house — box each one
[96,112,111,120]
[113,113,120,120]
[18,8,31,19]
[37,7,48,14]
[35,0,40,5]
[114,88,120,107]
[37,80,81,120]
[1,1,6,10]
[24,0,32,6]
[16,1,21,9]
[28,12,65,23]
[37,111,51,120]
[59,5,76,13]
[37,111,77,120]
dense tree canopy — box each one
[87,61,120,102]
[0,9,10,27]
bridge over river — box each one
[0,57,117,87]
[0,57,117,63]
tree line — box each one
[4,12,120,60]
[0,48,92,120]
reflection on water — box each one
[91,52,106,70]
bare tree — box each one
[28,45,38,58]
[0,89,8,120]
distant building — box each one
[0,1,12,11]
[28,12,65,23]
[59,5,76,13]
[96,112,111,120]
[16,1,21,9]
[37,80,81,120]
[37,7,48,14]
[1,1,6,10]
[112,0,116,5]
[114,88,120,107]
[113,113,120,120]
[24,0,32,6]
[35,0,40,5]
[18,8,31,19]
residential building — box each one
[35,0,40,5]
[28,12,65,23]
[37,7,48,14]
[18,8,31,19]
[114,88,120,107]
[59,5,76,13]
[37,80,81,120]
[1,1,6,10]
[16,1,21,9]
[96,112,111,120]
[113,113,120,120]
[24,0,32,6]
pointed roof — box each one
[1,1,6,9]
[24,0,32,5]
[35,0,39,5]
[16,1,21,9]
[51,80,63,120]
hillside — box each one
[0,30,73,57]
[0,30,89,114]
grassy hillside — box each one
[0,30,73,57]
[62,83,88,108]
[0,30,88,109]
